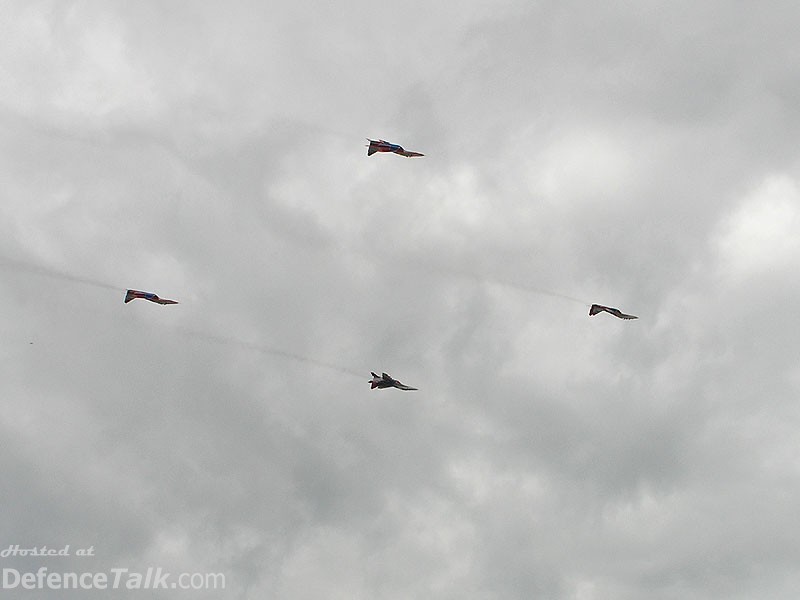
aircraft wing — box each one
[397,149,424,157]
[125,289,153,303]
[367,139,391,156]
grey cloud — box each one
[2,1,800,599]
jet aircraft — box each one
[366,139,424,158]
[369,372,418,391]
[124,289,179,305]
[589,304,637,320]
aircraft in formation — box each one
[39,139,634,392]
[369,372,418,391]
[124,289,179,305]
[589,304,637,320]
[366,139,424,158]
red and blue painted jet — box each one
[124,289,179,305]
[366,139,424,158]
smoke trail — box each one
[1,256,366,381]
[367,248,589,306]
[0,257,124,292]
[452,269,588,305]
[173,326,365,380]
[2,253,588,309]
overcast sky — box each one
[2,1,800,598]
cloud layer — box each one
[2,1,800,598]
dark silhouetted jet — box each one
[589,304,637,320]
[369,372,418,391]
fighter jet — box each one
[369,372,418,391]
[589,304,637,320]
[366,139,424,158]
[124,289,179,305]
